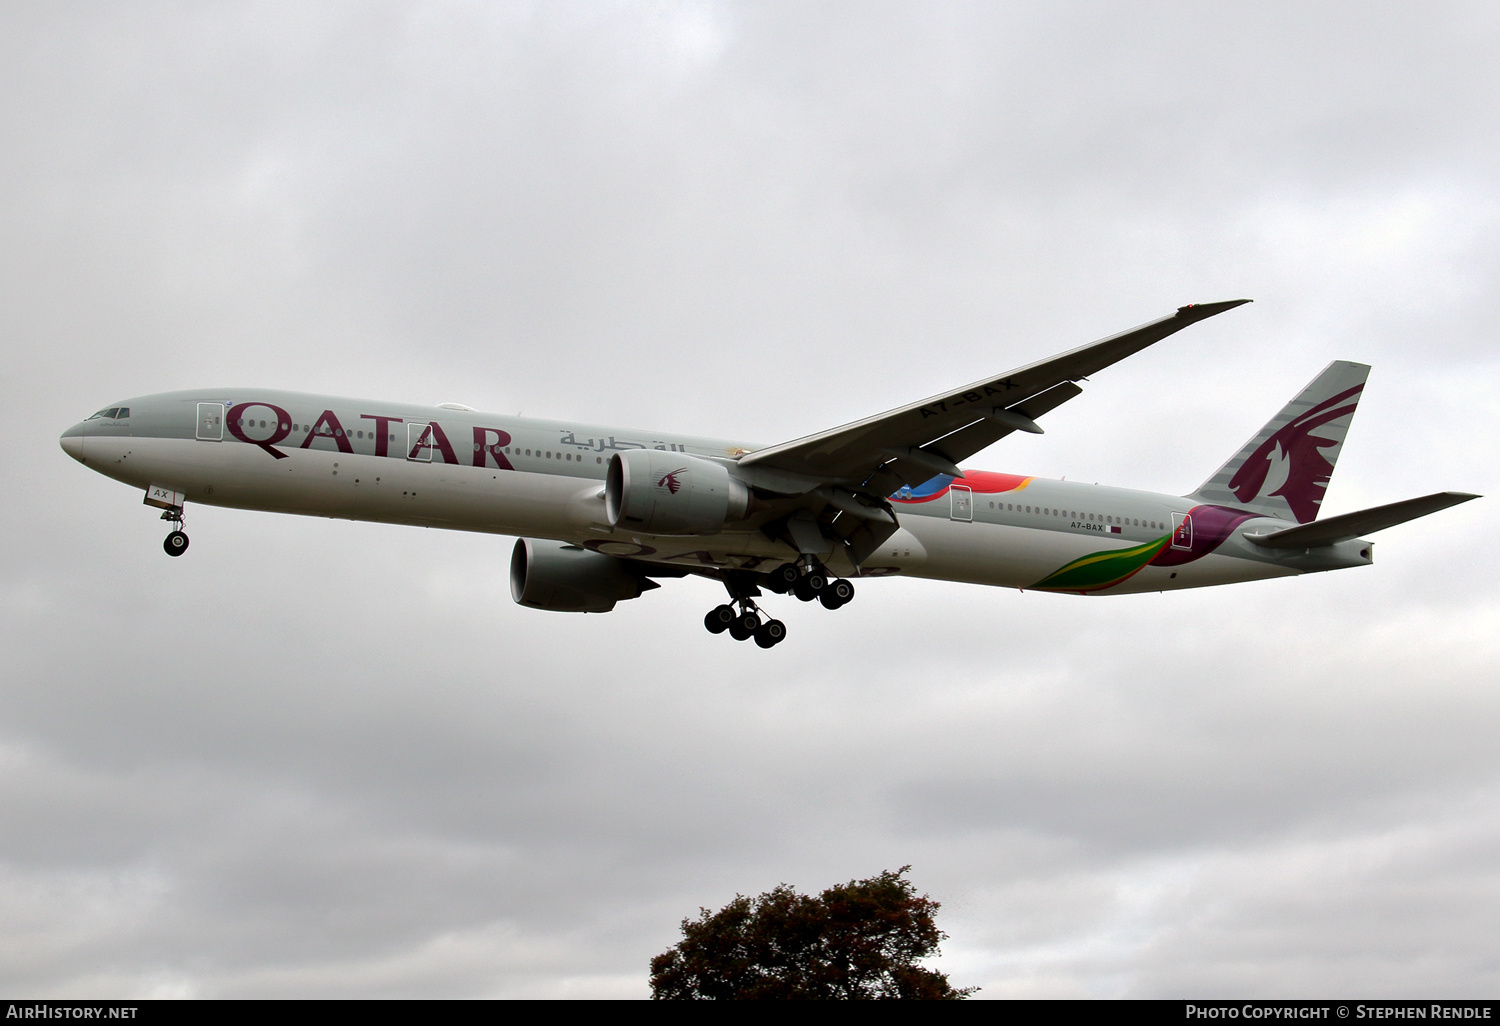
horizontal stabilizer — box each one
[1243,491,1480,549]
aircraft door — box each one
[406,421,433,461]
[1171,511,1193,550]
[195,402,224,441]
[950,484,973,521]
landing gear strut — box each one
[161,508,189,557]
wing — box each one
[741,300,1250,492]
[732,301,1251,568]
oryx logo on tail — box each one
[1227,384,1363,523]
[1189,361,1370,523]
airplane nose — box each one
[59,425,86,463]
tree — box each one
[649,867,975,1000]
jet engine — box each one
[605,450,750,535]
[509,538,654,613]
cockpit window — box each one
[86,407,129,420]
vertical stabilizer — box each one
[1189,361,1369,523]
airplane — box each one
[59,300,1478,648]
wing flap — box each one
[859,380,1086,498]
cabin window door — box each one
[950,485,973,521]
[195,402,224,441]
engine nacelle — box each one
[605,450,750,535]
[509,538,652,613]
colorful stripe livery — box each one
[1029,505,1262,592]
[890,471,1032,503]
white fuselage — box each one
[60,389,1369,596]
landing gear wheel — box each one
[728,613,756,641]
[704,604,735,634]
[768,564,800,593]
[163,530,189,557]
[753,619,787,648]
[793,572,825,602]
[828,579,854,605]
[819,588,844,610]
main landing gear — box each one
[704,602,787,649]
[771,558,855,609]
[701,560,856,648]
[161,508,189,557]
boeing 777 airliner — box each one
[60,301,1477,647]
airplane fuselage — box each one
[59,389,1371,597]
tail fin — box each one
[1190,360,1369,523]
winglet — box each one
[1176,299,1253,323]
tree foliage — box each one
[649,867,975,1000]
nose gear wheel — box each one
[160,507,189,557]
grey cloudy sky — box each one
[3,0,1499,998]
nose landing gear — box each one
[160,508,189,557]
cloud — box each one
[2,0,1498,998]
